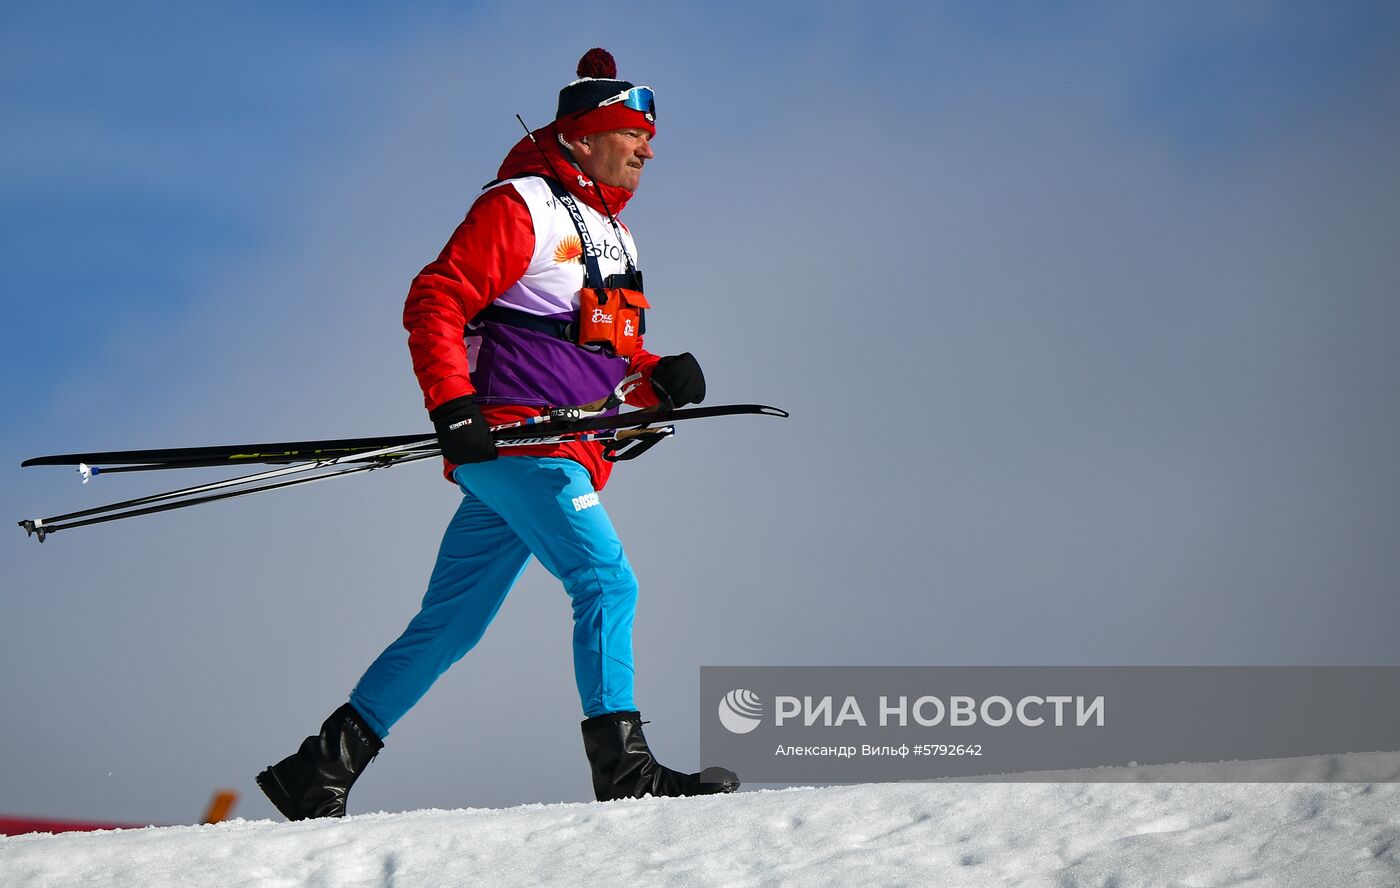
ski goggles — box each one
[597,86,656,119]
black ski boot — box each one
[581,710,739,801]
[256,702,383,821]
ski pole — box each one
[18,428,669,541]
[22,452,443,541]
[18,404,786,540]
[19,438,439,541]
[18,428,657,541]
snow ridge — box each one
[4,757,1400,887]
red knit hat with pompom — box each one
[555,48,655,142]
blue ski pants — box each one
[349,457,638,739]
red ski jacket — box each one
[403,126,662,490]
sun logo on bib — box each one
[553,235,583,264]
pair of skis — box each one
[18,400,788,542]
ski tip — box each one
[754,405,790,418]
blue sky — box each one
[3,2,1399,824]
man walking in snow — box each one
[256,48,738,819]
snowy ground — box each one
[4,754,1399,888]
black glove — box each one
[429,395,497,464]
[651,353,706,408]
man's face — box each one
[574,128,654,192]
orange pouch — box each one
[577,287,650,358]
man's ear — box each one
[557,132,587,156]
